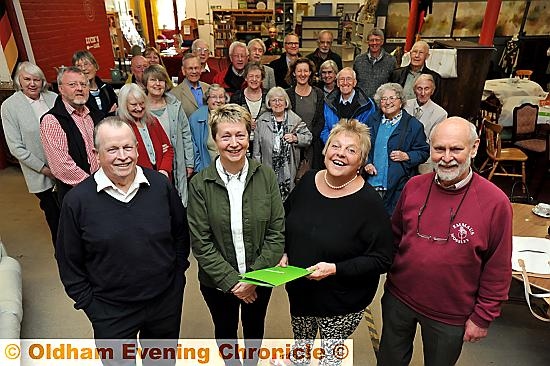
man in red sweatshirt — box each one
[378,117,513,366]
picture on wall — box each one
[386,2,409,38]
[523,0,550,36]
[418,2,455,38]
[453,1,486,37]
[495,1,526,37]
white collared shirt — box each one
[216,158,249,274]
[24,93,50,120]
[435,168,473,190]
[339,89,356,105]
[94,166,150,203]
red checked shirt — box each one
[40,101,99,187]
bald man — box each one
[391,41,441,103]
[126,55,149,89]
[378,117,512,366]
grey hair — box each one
[247,38,266,53]
[412,40,430,54]
[191,39,208,52]
[182,52,200,66]
[320,59,339,74]
[373,82,407,109]
[203,83,228,104]
[336,67,356,80]
[117,83,152,124]
[229,41,248,56]
[56,66,86,86]
[93,116,137,149]
[317,30,334,41]
[414,74,436,90]
[367,28,385,41]
[13,61,48,92]
[265,87,291,110]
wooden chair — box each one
[512,103,546,154]
[515,69,533,80]
[476,95,502,135]
[479,119,528,186]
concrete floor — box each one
[1,165,550,365]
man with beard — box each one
[305,30,342,80]
[40,67,102,203]
[377,117,512,366]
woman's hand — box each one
[306,262,336,281]
[40,166,55,179]
[109,103,118,113]
[278,253,288,267]
[162,144,169,153]
[390,150,409,162]
[232,282,258,304]
[283,133,297,144]
[364,163,377,175]
[251,119,257,131]
[186,167,194,178]
[158,170,169,178]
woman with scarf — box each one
[253,87,312,200]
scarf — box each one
[271,112,293,200]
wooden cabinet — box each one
[212,9,274,58]
[434,40,495,121]
[107,12,125,60]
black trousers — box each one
[84,275,185,366]
[34,188,60,246]
[200,284,272,366]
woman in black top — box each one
[280,119,394,365]
[72,50,118,119]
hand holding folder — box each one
[239,265,312,287]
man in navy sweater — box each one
[56,117,190,365]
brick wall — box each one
[20,0,114,82]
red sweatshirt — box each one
[387,173,512,328]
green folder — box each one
[239,265,312,287]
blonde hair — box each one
[209,104,252,139]
[323,119,371,165]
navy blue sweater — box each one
[56,168,190,309]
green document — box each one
[240,266,312,287]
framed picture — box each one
[495,1,526,37]
[419,2,455,38]
[453,1,486,37]
[295,3,309,23]
[386,2,409,38]
[523,0,550,36]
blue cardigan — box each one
[188,105,212,173]
[366,109,429,214]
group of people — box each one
[0,27,513,366]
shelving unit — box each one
[300,16,340,50]
[274,0,294,39]
[212,9,274,58]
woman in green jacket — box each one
[187,104,285,366]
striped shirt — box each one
[40,101,99,187]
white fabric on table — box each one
[483,78,546,102]
[498,94,550,127]
[400,48,458,78]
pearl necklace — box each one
[324,171,358,190]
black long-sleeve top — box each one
[284,171,394,316]
[56,168,190,309]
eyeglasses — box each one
[270,98,285,104]
[285,42,299,46]
[75,61,93,68]
[338,77,354,83]
[328,143,359,156]
[194,47,209,54]
[209,95,226,101]
[416,180,471,242]
[64,82,89,89]
[381,96,398,102]
[368,38,383,44]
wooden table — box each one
[512,203,550,295]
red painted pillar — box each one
[405,0,420,52]
[479,0,502,46]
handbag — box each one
[509,181,537,205]
[295,158,311,182]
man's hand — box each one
[463,319,488,343]
[306,262,336,281]
[231,282,257,304]
[390,150,409,162]
[186,167,194,177]
[278,253,288,267]
[40,166,55,179]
